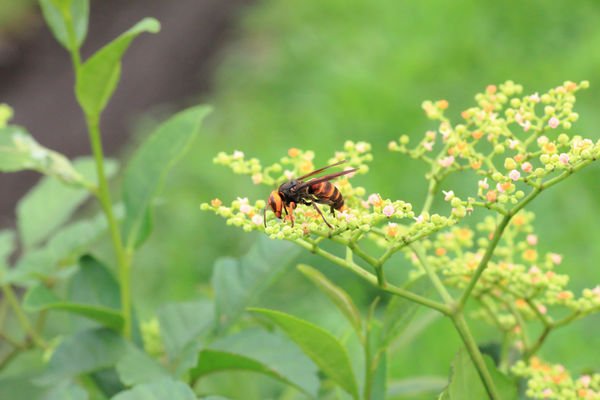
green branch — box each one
[1,284,47,349]
[85,116,133,339]
[452,314,501,400]
[293,238,451,315]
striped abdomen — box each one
[309,181,344,210]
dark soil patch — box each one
[0,0,251,228]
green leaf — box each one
[39,328,127,384]
[17,157,117,249]
[116,345,170,386]
[366,317,386,400]
[297,264,362,337]
[189,329,319,398]
[44,382,88,400]
[111,378,196,400]
[0,126,94,187]
[387,376,448,397]
[250,308,359,399]
[212,236,300,331]
[157,300,214,365]
[382,277,431,347]
[69,255,120,309]
[121,105,210,248]
[446,349,517,400]
[7,212,110,284]
[23,284,124,331]
[75,18,160,117]
[39,0,89,51]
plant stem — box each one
[294,239,451,315]
[421,176,439,215]
[457,214,512,311]
[410,244,454,304]
[1,284,47,349]
[85,116,133,339]
[452,314,501,400]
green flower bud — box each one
[504,157,517,170]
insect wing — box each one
[296,159,347,180]
[296,168,358,191]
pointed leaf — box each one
[44,382,88,400]
[69,255,121,308]
[23,284,124,331]
[39,0,89,51]
[17,157,117,249]
[111,378,196,400]
[366,317,386,400]
[121,105,211,248]
[250,308,359,399]
[75,18,160,117]
[157,300,214,363]
[387,376,447,397]
[39,328,127,384]
[7,212,110,284]
[189,329,319,398]
[297,264,362,337]
[116,345,170,386]
[446,348,517,400]
[382,277,431,347]
[0,126,94,187]
[212,236,300,331]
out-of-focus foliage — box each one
[135,0,600,382]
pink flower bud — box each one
[537,304,547,315]
[548,117,560,128]
[521,162,533,173]
[509,169,521,181]
[527,234,538,246]
[478,178,489,190]
[580,375,592,388]
[559,153,570,165]
[252,214,263,226]
[443,190,455,201]
[438,155,455,168]
[383,204,395,217]
[368,193,382,206]
[240,204,252,214]
[550,253,563,265]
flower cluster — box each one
[203,82,599,396]
[513,357,600,399]
[389,80,600,211]
[202,141,472,241]
[407,210,600,333]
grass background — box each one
[2,0,600,397]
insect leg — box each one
[284,203,296,227]
[312,203,333,229]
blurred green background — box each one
[2,0,600,397]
